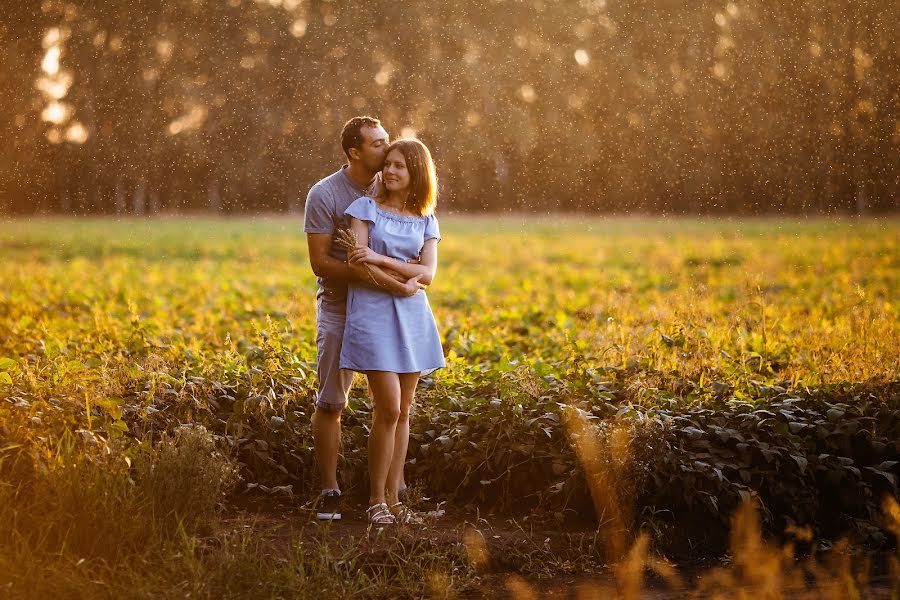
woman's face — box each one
[382,149,410,193]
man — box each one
[304,116,424,521]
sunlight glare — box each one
[853,47,873,81]
[41,101,70,125]
[713,62,728,79]
[65,122,89,144]
[42,46,61,75]
[43,27,61,48]
[36,72,72,100]
[375,64,393,86]
[156,40,174,61]
[463,45,479,65]
[290,19,307,37]
[46,128,62,144]
[519,84,536,103]
[167,105,208,136]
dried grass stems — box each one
[334,227,380,287]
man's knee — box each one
[317,328,343,348]
[314,403,344,420]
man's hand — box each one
[347,246,385,266]
[357,254,424,285]
[348,262,424,296]
[401,274,426,297]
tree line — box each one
[1,0,897,215]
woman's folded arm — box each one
[348,238,438,286]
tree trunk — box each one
[133,180,145,215]
[149,187,160,215]
[114,176,126,215]
[207,178,221,213]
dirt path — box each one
[218,495,896,599]
[221,495,699,598]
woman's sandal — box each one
[367,502,395,525]
[390,502,424,525]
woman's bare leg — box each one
[367,371,401,507]
[386,372,419,505]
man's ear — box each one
[347,147,361,161]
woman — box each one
[340,138,445,525]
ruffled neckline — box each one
[369,199,427,223]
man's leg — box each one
[313,406,342,491]
[313,295,354,518]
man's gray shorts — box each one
[315,291,354,411]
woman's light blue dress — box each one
[339,197,446,374]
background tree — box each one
[3,0,897,215]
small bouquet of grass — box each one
[335,227,379,286]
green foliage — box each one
[0,217,897,567]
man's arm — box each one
[348,217,425,296]
[307,233,355,282]
[307,233,422,295]
[303,183,416,292]
[374,248,436,285]
[347,238,438,285]
[304,185,353,280]
[349,261,424,296]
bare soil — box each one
[222,494,707,598]
[219,494,897,599]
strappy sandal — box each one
[366,502,395,525]
[390,502,424,525]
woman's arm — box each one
[348,217,426,296]
[347,239,438,285]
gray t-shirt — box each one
[304,165,377,299]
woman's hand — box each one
[347,246,385,266]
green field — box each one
[1,217,898,598]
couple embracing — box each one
[304,117,444,526]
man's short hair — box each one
[341,116,381,159]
